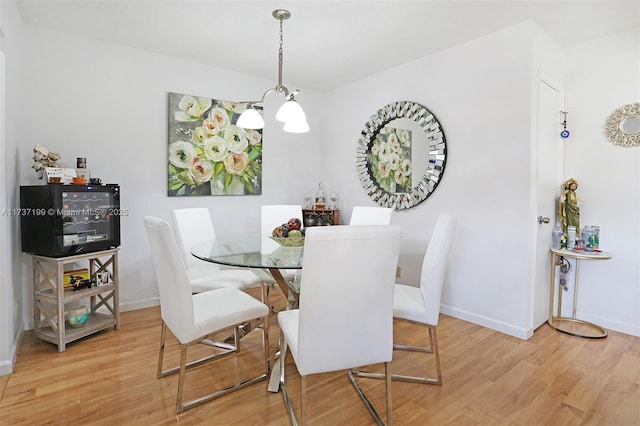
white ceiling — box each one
[16,0,640,92]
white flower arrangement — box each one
[31,144,61,179]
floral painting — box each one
[369,126,412,193]
[168,92,262,196]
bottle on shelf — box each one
[567,225,576,249]
[328,192,338,210]
[552,223,563,250]
[582,226,595,252]
[314,182,326,210]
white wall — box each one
[0,0,25,376]
[326,22,541,338]
[19,25,325,316]
[561,28,639,335]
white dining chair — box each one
[352,213,457,387]
[349,206,394,225]
[278,225,403,425]
[171,208,265,296]
[143,216,270,413]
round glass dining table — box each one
[192,234,304,393]
[191,234,304,302]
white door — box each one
[533,80,564,328]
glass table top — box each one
[191,234,304,270]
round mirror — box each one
[356,101,447,210]
[621,116,640,134]
[604,102,640,147]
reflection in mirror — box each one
[621,116,640,134]
[604,102,640,147]
[356,101,447,210]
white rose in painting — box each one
[175,96,212,122]
[224,126,249,153]
[209,107,230,130]
[169,141,197,169]
[378,161,391,179]
[401,159,412,176]
[188,158,214,184]
[378,142,391,163]
[224,152,250,175]
[388,152,400,170]
[397,129,410,146]
[247,129,262,145]
[203,136,229,162]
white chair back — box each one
[260,205,303,235]
[420,213,457,326]
[171,208,220,272]
[144,216,194,343]
[349,206,393,225]
[296,225,402,375]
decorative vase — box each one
[210,174,245,195]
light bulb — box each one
[283,119,310,133]
[276,99,306,123]
[237,108,265,129]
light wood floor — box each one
[1,289,638,425]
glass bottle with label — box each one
[552,223,563,250]
[314,182,326,210]
[567,225,576,249]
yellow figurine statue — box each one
[558,178,580,240]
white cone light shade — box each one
[237,108,265,129]
[283,119,310,133]
[276,99,306,123]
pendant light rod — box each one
[236,9,309,133]
[275,9,288,93]
[240,9,293,105]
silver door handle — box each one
[538,216,550,224]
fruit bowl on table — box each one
[270,236,305,247]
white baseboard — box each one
[120,297,159,312]
[0,322,25,377]
[576,312,640,337]
[440,304,533,340]
[440,304,640,339]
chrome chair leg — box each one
[262,312,271,375]
[279,333,299,425]
[347,360,392,425]
[391,325,441,385]
[301,375,308,425]
[157,318,270,413]
[351,324,442,386]
[176,343,188,413]
[385,362,392,426]
[157,321,167,378]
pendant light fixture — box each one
[237,9,309,133]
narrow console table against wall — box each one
[548,248,611,339]
[31,248,120,352]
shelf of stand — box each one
[303,209,339,227]
[34,313,117,347]
[31,248,120,352]
[36,284,116,302]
